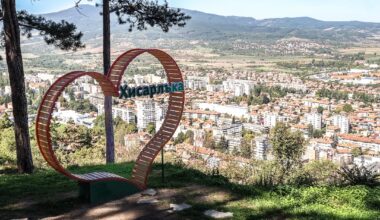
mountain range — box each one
[29,4,378,54]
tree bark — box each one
[103,0,115,163]
[2,0,34,173]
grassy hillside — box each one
[1,162,379,219]
[44,5,380,43]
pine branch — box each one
[108,0,191,32]
[17,10,85,51]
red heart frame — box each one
[35,49,185,189]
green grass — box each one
[1,162,379,219]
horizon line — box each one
[43,3,379,24]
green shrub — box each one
[339,164,380,187]
[0,127,16,165]
[304,160,339,185]
[287,168,315,186]
[251,161,279,187]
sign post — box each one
[161,148,165,183]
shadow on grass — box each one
[0,197,83,220]
[149,163,268,198]
[0,162,379,219]
[0,167,19,175]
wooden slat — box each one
[137,157,151,164]
[162,125,175,131]
[170,96,184,101]
[166,111,181,116]
[152,136,168,142]
[151,138,163,144]
[132,172,147,180]
[133,166,149,175]
[168,77,182,81]
[140,154,153,161]
[165,115,181,122]
[134,162,150,170]
[37,117,50,125]
[39,139,50,145]
[42,100,55,104]
[132,177,145,185]
[165,118,178,124]
[170,105,182,110]
[161,129,173,135]
[142,149,155,157]
[37,133,49,139]
[169,97,184,102]
[157,133,171,139]
[164,122,177,127]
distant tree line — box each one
[316,88,349,100]
[316,88,380,104]
[231,85,305,106]
[174,130,194,145]
[276,52,368,72]
[276,60,353,71]
[59,97,97,114]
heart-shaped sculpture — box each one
[35,49,185,190]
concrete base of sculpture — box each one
[78,181,141,204]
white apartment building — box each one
[144,74,164,84]
[184,109,220,121]
[308,138,334,160]
[155,103,168,121]
[82,83,102,94]
[194,129,205,147]
[206,84,223,92]
[89,94,104,106]
[223,79,254,95]
[114,106,136,124]
[234,83,254,97]
[303,99,331,111]
[306,112,322,130]
[52,110,95,128]
[97,104,136,124]
[185,79,207,90]
[213,123,243,141]
[226,135,242,153]
[136,100,156,130]
[255,135,269,160]
[332,114,350,134]
[154,103,168,131]
[197,103,248,117]
[326,126,340,138]
[338,134,380,153]
[263,113,278,128]
[243,123,266,133]
[134,75,145,85]
[155,119,164,133]
[353,156,380,168]
[273,82,308,92]
[234,84,245,96]
[37,73,56,83]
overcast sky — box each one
[17,0,380,22]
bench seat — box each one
[73,172,126,181]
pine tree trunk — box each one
[103,0,115,163]
[2,0,34,173]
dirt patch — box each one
[3,191,77,210]
[44,185,237,220]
